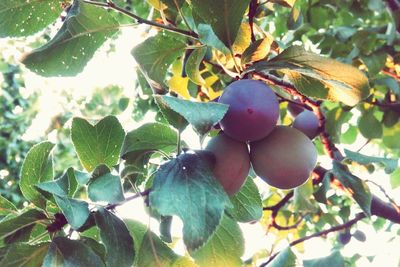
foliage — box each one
[0,0,400,266]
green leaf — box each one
[155,96,189,132]
[191,0,251,48]
[0,209,46,241]
[241,37,274,65]
[149,151,229,251]
[269,247,297,267]
[303,250,344,267]
[191,215,244,267]
[0,0,62,37]
[341,125,358,144]
[160,216,173,243]
[36,167,78,198]
[124,219,179,266]
[80,237,106,262]
[132,33,186,92]
[94,208,134,267]
[185,47,207,86]
[54,196,90,229]
[22,0,119,76]
[20,141,54,209]
[0,242,50,267]
[88,173,125,204]
[361,51,386,76]
[227,177,263,222]
[390,168,400,189]
[287,8,303,30]
[332,161,372,216]
[196,23,229,53]
[270,0,296,7]
[325,107,352,143]
[0,195,17,216]
[71,116,125,172]
[121,122,177,160]
[159,95,229,136]
[43,237,105,267]
[358,111,382,139]
[344,149,398,174]
[246,46,370,106]
[294,179,318,213]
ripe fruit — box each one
[352,230,366,242]
[218,79,279,142]
[293,110,320,139]
[338,232,351,245]
[250,126,317,189]
[205,133,250,195]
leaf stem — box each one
[83,0,199,39]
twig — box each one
[248,0,258,43]
[263,192,294,211]
[366,180,400,213]
[271,214,306,230]
[105,188,151,210]
[382,69,400,81]
[260,213,366,267]
[83,0,198,39]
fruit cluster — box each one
[205,79,319,195]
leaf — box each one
[71,116,125,172]
[196,23,229,53]
[0,0,62,37]
[155,95,189,132]
[132,33,186,92]
[303,250,344,267]
[232,23,251,55]
[54,195,90,229]
[43,237,105,267]
[75,169,92,185]
[191,215,244,267]
[227,177,263,222]
[0,195,17,216]
[0,209,46,241]
[191,0,251,48]
[0,242,50,267]
[390,168,400,189]
[22,0,119,76]
[325,107,352,143]
[269,247,297,267]
[344,149,398,174]
[160,216,173,243]
[20,141,54,209]
[332,161,372,216]
[270,0,296,7]
[36,167,78,198]
[241,36,274,65]
[185,47,207,86]
[361,51,387,76]
[159,95,229,136]
[149,151,229,251]
[246,46,370,106]
[121,122,177,160]
[294,179,318,213]
[287,7,303,30]
[94,208,134,267]
[357,111,382,139]
[88,173,125,204]
[124,219,179,266]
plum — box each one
[293,110,320,139]
[218,79,279,142]
[249,126,317,189]
[287,99,304,117]
[205,132,250,195]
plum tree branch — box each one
[248,0,258,43]
[83,0,199,39]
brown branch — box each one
[271,214,306,230]
[105,189,151,210]
[260,213,366,267]
[248,0,258,43]
[382,69,400,81]
[83,0,198,39]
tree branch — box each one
[248,0,258,43]
[83,0,199,39]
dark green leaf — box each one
[94,208,134,267]
[36,167,78,197]
[246,46,370,106]
[269,247,297,267]
[227,177,263,222]
[332,161,372,216]
[132,33,186,92]
[0,195,17,216]
[160,216,173,243]
[0,242,50,267]
[75,170,92,185]
[361,52,386,76]
[191,0,251,48]
[344,149,398,174]
[185,47,207,86]
[121,122,177,160]
[303,250,344,267]
[191,215,244,267]
[155,96,189,132]
[196,23,229,53]
[88,173,125,204]
[0,0,62,37]
[80,237,106,262]
[160,95,229,136]
[20,141,54,209]
[358,111,382,139]
[71,116,125,172]
[43,237,105,267]
[0,209,46,241]
[149,151,229,251]
[54,195,90,229]
[22,1,119,76]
